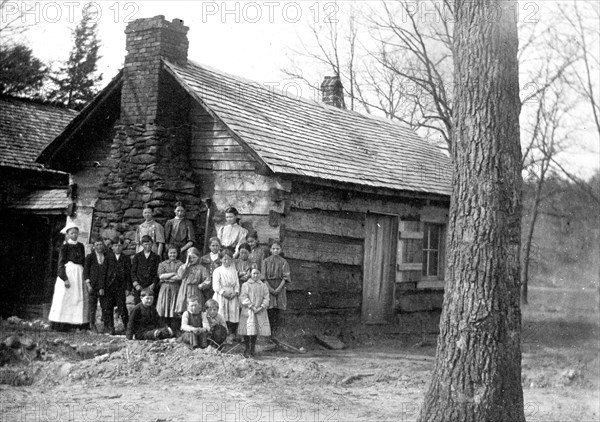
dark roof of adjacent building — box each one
[8,188,70,213]
[165,60,452,196]
[0,96,76,172]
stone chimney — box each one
[122,16,189,124]
[320,75,345,109]
[94,15,201,244]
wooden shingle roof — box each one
[9,188,70,213]
[0,96,76,172]
[165,60,452,196]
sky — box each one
[9,1,325,99]
[4,0,599,178]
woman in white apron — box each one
[48,222,89,330]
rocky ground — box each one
[0,286,598,421]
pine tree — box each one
[0,44,47,96]
[49,11,102,109]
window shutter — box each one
[396,220,423,283]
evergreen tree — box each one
[0,44,47,96]
[49,11,102,109]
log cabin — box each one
[0,96,76,317]
[37,16,452,333]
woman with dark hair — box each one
[217,206,248,258]
[165,202,195,261]
[48,221,89,331]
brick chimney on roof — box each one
[122,15,189,124]
[320,75,345,109]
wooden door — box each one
[362,213,398,324]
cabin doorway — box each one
[362,213,398,324]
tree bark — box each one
[418,1,525,421]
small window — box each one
[422,223,444,279]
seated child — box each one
[126,289,173,340]
[179,295,208,349]
[238,267,271,358]
[203,299,228,348]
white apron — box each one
[48,262,89,324]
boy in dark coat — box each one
[131,235,160,305]
[107,238,132,333]
[84,238,114,333]
[126,289,173,340]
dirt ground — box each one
[1,286,598,422]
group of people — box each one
[48,204,291,358]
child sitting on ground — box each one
[238,267,271,357]
[179,295,208,349]
[203,299,228,348]
[126,289,173,340]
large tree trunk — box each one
[418,1,525,421]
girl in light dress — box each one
[212,249,240,343]
[217,207,248,258]
[135,207,165,257]
[238,267,271,357]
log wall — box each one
[284,182,448,318]
[189,102,288,245]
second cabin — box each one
[38,16,452,332]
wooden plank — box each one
[191,137,238,148]
[211,172,291,192]
[417,280,445,290]
[396,270,422,283]
[395,290,444,312]
[283,236,363,266]
[190,161,257,171]
[397,263,422,271]
[315,335,346,350]
[192,145,247,154]
[190,152,253,161]
[212,191,284,215]
[420,206,449,223]
[287,259,362,292]
[290,189,421,217]
[399,231,423,239]
[284,209,365,239]
[287,290,361,310]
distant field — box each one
[525,286,600,318]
